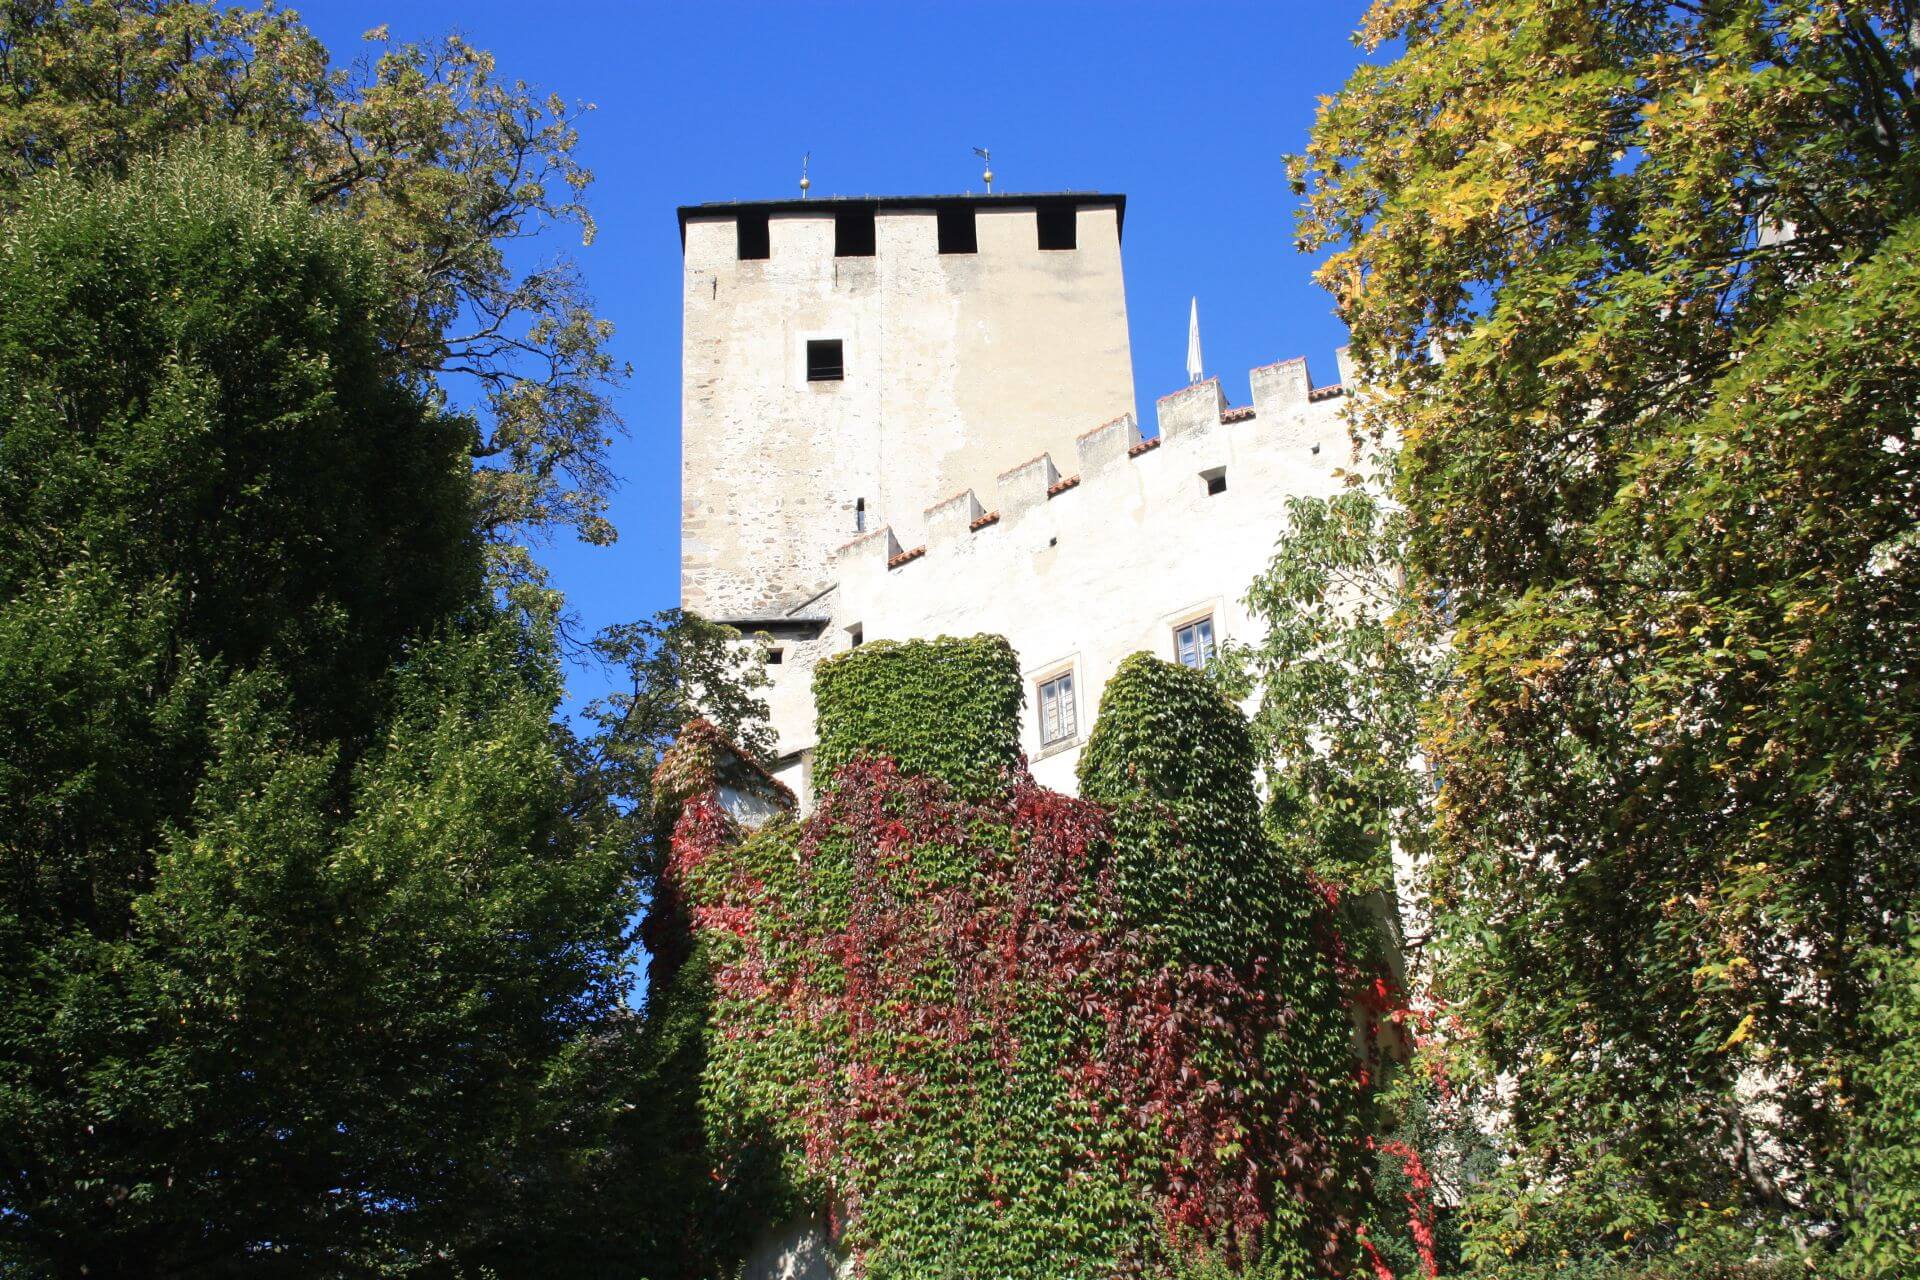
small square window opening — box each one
[1175,617,1217,670]
[736,213,770,260]
[847,624,864,649]
[765,647,784,666]
[834,209,877,257]
[807,339,844,382]
[1203,467,1228,496]
[936,204,978,254]
[1038,671,1078,747]
[1036,204,1077,251]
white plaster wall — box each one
[739,1215,847,1280]
[791,359,1357,797]
[754,601,838,780]
[681,201,1135,618]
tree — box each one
[1217,459,1463,1277]
[1842,920,1920,1276]
[1217,457,1443,901]
[586,608,775,790]
[0,145,637,1277]
[0,0,624,549]
[1297,2,1920,1269]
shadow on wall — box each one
[741,1215,847,1280]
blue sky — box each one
[297,1,1375,713]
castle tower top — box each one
[679,190,1136,620]
[676,191,1126,244]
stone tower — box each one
[678,193,1136,620]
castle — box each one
[679,191,1356,802]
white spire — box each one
[1186,296,1204,384]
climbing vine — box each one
[810,635,1025,797]
[655,638,1379,1277]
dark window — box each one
[807,339,844,382]
[936,204,977,254]
[1175,618,1217,670]
[848,624,864,649]
[736,213,770,260]
[834,209,876,257]
[1204,468,1228,496]
[766,646,784,666]
[1036,203,1077,251]
[854,497,866,531]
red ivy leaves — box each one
[667,752,1370,1271]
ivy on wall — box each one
[648,638,1384,1278]
[811,635,1024,797]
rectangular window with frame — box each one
[1175,617,1216,670]
[1038,670,1078,747]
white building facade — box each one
[677,191,1354,804]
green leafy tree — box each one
[0,0,623,549]
[1298,1,1920,1269]
[1216,457,1444,899]
[0,145,638,1277]
[587,609,775,787]
[1842,920,1920,1276]
[1217,458,1469,1276]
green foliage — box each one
[0,149,639,1276]
[662,644,1372,1278]
[1079,653,1373,1270]
[812,634,1024,797]
[1215,459,1444,900]
[1843,919,1920,1276]
[1299,2,1920,1268]
[0,139,478,875]
[583,608,774,842]
[1080,652,1283,963]
[0,0,624,548]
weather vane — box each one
[799,152,811,199]
[973,147,993,193]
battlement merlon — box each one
[1076,414,1143,473]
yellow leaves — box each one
[1720,1012,1755,1052]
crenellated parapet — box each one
[830,350,1354,583]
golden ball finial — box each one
[982,168,994,185]
[799,175,811,192]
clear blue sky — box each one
[298,1,1374,713]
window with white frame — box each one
[1037,670,1078,747]
[1175,616,1217,670]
